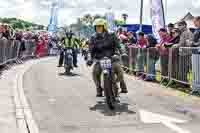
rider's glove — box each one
[86,60,93,66]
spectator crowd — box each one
[116,16,200,85]
[0,23,49,58]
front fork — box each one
[103,69,118,98]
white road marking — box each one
[163,121,190,133]
[139,109,190,133]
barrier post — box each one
[191,48,200,94]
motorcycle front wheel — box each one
[65,66,71,75]
[104,73,115,110]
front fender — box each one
[64,53,73,67]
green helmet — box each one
[93,18,107,30]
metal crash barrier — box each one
[0,39,21,65]
[21,40,36,59]
[168,48,192,85]
[122,47,200,89]
[0,39,45,66]
[191,48,200,93]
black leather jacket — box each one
[89,31,124,60]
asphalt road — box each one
[23,57,200,133]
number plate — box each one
[100,59,111,69]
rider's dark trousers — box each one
[73,49,78,66]
[92,61,127,95]
[59,50,64,66]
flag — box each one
[48,2,59,33]
[150,0,165,40]
[106,9,116,33]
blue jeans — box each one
[146,57,156,80]
[135,49,144,72]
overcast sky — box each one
[0,0,200,26]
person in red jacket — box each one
[156,28,172,79]
[34,37,46,57]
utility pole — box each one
[164,0,167,24]
[161,0,166,27]
[139,0,144,31]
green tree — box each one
[1,18,10,23]
[12,21,24,29]
[24,22,32,28]
[114,19,125,26]
[122,13,128,24]
[0,17,44,30]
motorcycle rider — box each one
[58,31,79,67]
[87,18,128,97]
[82,39,89,59]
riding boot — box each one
[96,86,103,97]
[112,82,119,97]
[73,49,78,67]
[92,63,103,97]
[120,80,128,93]
[58,51,64,67]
